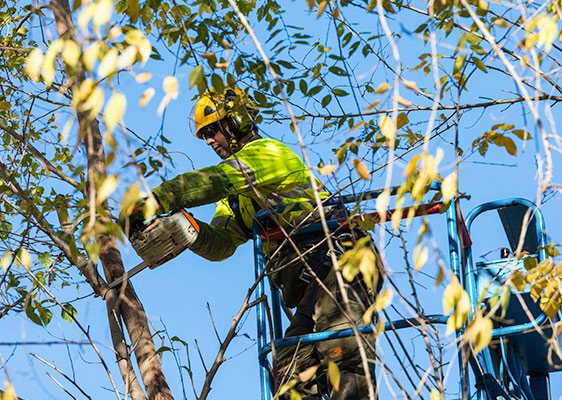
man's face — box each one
[202,123,232,159]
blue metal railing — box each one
[252,183,456,400]
[252,188,555,400]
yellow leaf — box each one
[93,0,113,28]
[536,14,557,52]
[374,289,393,311]
[352,159,371,180]
[317,0,328,17]
[298,365,318,382]
[376,189,390,219]
[62,40,80,68]
[77,79,95,102]
[98,47,118,78]
[443,275,461,314]
[379,115,396,144]
[104,92,126,132]
[82,41,100,72]
[328,361,340,391]
[107,27,122,41]
[117,45,137,69]
[83,86,104,118]
[403,80,418,92]
[119,184,143,219]
[414,244,429,271]
[97,175,118,205]
[391,206,402,231]
[20,248,31,270]
[365,99,380,111]
[443,275,470,333]
[78,3,95,29]
[405,154,421,176]
[318,164,338,175]
[290,389,302,400]
[358,247,377,288]
[42,40,63,87]
[1,251,11,272]
[394,95,413,107]
[127,30,152,65]
[431,389,443,400]
[362,304,376,324]
[277,379,297,397]
[157,96,170,116]
[468,314,493,353]
[143,196,159,220]
[441,172,457,202]
[25,48,44,81]
[375,82,389,94]
[136,72,152,83]
[163,76,179,99]
[2,382,17,400]
[139,87,155,108]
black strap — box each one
[228,194,262,239]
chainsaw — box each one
[109,210,200,288]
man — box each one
[123,87,381,399]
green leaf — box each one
[211,74,224,94]
[454,54,466,74]
[37,304,53,326]
[331,88,348,97]
[308,86,322,96]
[0,221,12,240]
[155,346,172,355]
[299,79,308,95]
[472,57,487,72]
[512,129,532,140]
[61,303,78,323]
[126,0,140,22]
[26,303,43,326]
[503,137,517,156]
[321,94,332,107]
[397,112,409,129]
[524,257,537,271]
[328,66,348,76]
[300,202,314,213]
[189,65,204,88]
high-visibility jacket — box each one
[152,135,329,261]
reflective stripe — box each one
[266,183,313,206]
[219,158,257,188]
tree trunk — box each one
[49,1,174,398]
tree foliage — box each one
[0,0,561,398]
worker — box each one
[122,87,382,399]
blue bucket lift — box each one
[251,185,561,399]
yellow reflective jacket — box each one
[152,135,329,261]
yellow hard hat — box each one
[193,87,259,139]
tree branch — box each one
[0,123,80,188]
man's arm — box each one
[152,165,231,212]
[189,199,249,261]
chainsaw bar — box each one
[108,261,150,289]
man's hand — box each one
[119,196,160,240]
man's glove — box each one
[119,196,160,240]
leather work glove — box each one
[119,196,160,241]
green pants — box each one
[273,242,379,400]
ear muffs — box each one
[222,89,257,142]
[226,115,256,140]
